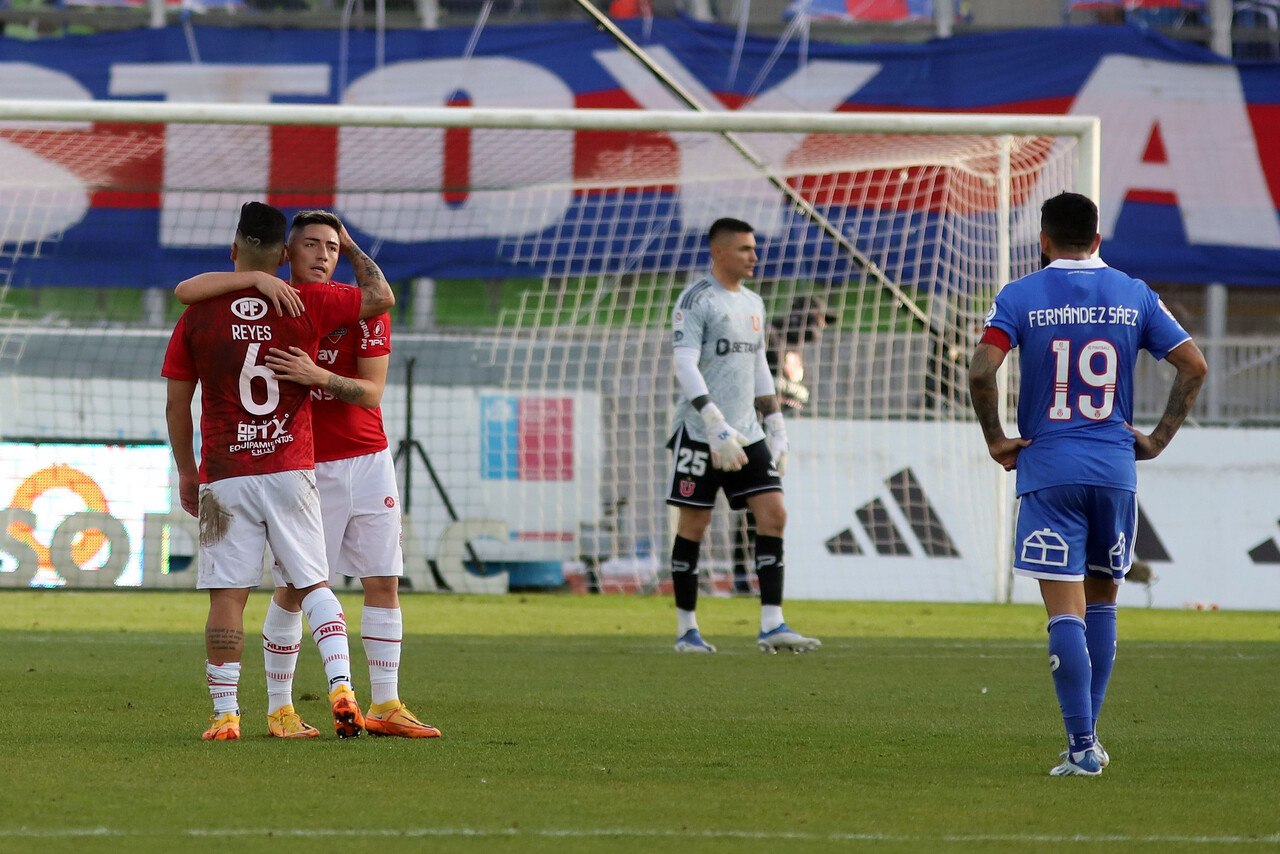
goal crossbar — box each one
[0,98,1097,151]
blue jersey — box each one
[984,258,1191,496]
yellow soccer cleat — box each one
[201,712,241,741]
[364,701,442,739]
[267,705,320,739]
[328,685,365,738]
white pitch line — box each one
[4,827,1278,845]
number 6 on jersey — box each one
[239,342,280,416]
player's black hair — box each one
[289,209,343,242]
[708,217,754,244]
[1041,192,1098,251]
[236,201,286,248]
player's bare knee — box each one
[676,507,713,541]
[751,499,786,535]
[362,575,400,609]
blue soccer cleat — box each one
[1060,738,1110,768]
[1049,747,1104,777]
[674,628,717,653]
[757,623,821,654]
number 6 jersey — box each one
[162,283,362,483]
[983,257,1191,495]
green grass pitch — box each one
[2,591,1278,854]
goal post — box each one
[0,98,1098,596]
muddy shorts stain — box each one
[199,490,233,547]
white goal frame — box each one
[0,99,1099,598]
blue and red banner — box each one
[2,19,1279,287]
[785,0,933,22]
[480,395,574,482]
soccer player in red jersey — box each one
[176,210,439,738]
[163,202,394,741]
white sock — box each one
[302,588,353,693]
[361,605,403,707]
[761,605,784,633]
[677,608,699,635]
[262,600,303,714]
[206,660,241,716]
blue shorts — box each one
[1013,484,1137,583]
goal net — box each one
[0,100,1096,597]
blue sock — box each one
[1047,614,1095,755]
[1085,602,1118,731]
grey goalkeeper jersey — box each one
[671,275,767,445]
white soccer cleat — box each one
[674,628,717,653]
[757,623,821,654]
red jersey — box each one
[162,283,362,483]
[310,281,391,463]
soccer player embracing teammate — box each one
[163,202,395,740]
[175,210,440,739]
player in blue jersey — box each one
[968,192,1206,777]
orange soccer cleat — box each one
[267,705,320,739]
[328,685,365,738]
[364,701,442,739]
[201,712,241,741]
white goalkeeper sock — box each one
[361,605,403,706]
[262,599,303,714]
[206,660,241,716]
[761,605,784,634]
[677,608,699,635]
[302,587,353,693]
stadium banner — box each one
[4,394,1278,608]
[0,383,600,591]
[2,20,1279,287]
[0,440,174,588]
[786,420,1280,611]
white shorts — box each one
[312,448,404,580]
[197,470,329,590]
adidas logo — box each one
[1249,524,1280,564]
[823,469,1173,564]
[824,468,960,558]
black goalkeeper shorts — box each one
[665,424,781,511]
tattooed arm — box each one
[338,224,395,320]
[263,349,389,409]
[968,342,1030,472]
[1128,339,1207,461]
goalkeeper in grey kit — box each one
[665,217,821,654]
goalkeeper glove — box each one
[700,403,749,472]
[763,412,789,477]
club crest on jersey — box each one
[751,315,761,331]
[384,496,396,509]
[231,297,269,321]
[326,328,347,343]
[680,480,695,497]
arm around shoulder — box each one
[176,270,269,304]
[175,270,302,318]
